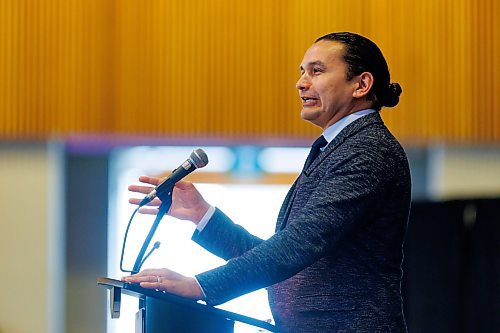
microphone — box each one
[138,148,209,207]
[137,241,161,271]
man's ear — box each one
[352,72,374,98]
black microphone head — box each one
[190,149,209,168]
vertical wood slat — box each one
[0,0,498,143]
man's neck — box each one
[322,109,376,144]
[321,102,374,130]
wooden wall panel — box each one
[0,0,116,137]
[0,0,498,143]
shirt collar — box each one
[322,109,377,144]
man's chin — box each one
[301,108,330,128]
[300,108,320,121]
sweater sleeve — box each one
[192,208,264,260]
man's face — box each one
[297,40,358,129]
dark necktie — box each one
[303,135,328,170]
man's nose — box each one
[296,75,311,90]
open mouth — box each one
[301,97,318,105]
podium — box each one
[98,277,276,333]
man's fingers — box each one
[138,207,160,215]
[139,282,161,289]
[129,198,142,205]
[140,281,174,292]
[128,185,155,194]
[138,176,162,186]
[125,275,155,283]
[137,268,164,276]
[129,197,161,206]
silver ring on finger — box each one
[156,276,161,283]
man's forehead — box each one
[300,42,343,68]
[301,40,344,66]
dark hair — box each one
[315,32,402,111]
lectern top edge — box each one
[98,277,276,332]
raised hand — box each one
[129,176,210,225]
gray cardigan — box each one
[193,112,411,332]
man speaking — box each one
[124,32,411,332]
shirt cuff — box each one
[194,277,207,300]
[196,205,215,232]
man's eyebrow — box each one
[300,61,327,70]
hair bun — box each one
[382,83,402,107]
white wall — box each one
[428,146,500,199]
[0,142,64,333]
